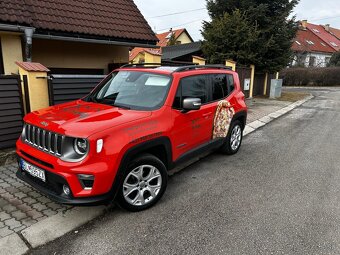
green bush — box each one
[280,67,340,86]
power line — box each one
[155,18,209,32]
[147,8,206,19]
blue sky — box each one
[134,0,340,41]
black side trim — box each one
[20,150,54,169]
[232,110,247,129]
[106,136,173,202]
[173,138,224,167]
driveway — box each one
[29,87,340,255]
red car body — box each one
[16,66,247,205]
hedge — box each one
[280,67,340,86]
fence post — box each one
[225,60,236,71]
[192,56,206,65]
[16,62,50,112]
[263,72,268,96]
[249,64,255,98]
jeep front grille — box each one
[24,124,64,157]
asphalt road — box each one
[31,87,340,255]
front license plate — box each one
[20,159,46,182]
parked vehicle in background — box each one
[16,64,247,211]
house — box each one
[291,21,340,67]
[129,28,194,63]
[162,41,203,63]
[0,0,158,75]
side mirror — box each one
[182,98,202,112]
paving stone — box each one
[6,178,17,184]
[4,218,21,230]
[42,209,58,217]
[26,210,43,219]
[13,225,26,232]
[14,192,27,199]
[0,221,4,228]
[46,202,63,210]
[21,217,37,227]
[19,186,32,193]
[5,186,19,194]
[16,203,34,213]
[11,181,25,188]
[0,211,11,220]
[0,198,7,208]
[0,226,14,238]
[7,197,23,207]
[1,192,14,201]
[32,203,48,211]
[0,182,10,189]
[0,188,5,194]
[23,197,37,204]
[28,191,42,198]
[2,204,16,213]
[36,195,51,204]
[11,210,27,221]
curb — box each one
[0,206,107,255]
[243,94,314,136]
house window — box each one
[309,56,316,67]
[306,40,314,45]
[321,42,326,47]
[295,40,301,45]
[0,39,4,75]
[330,42,338,47]
[312,28,320,33]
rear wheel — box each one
[219,120,243,155]
[116,154,168,212]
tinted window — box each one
[210,74,235,101]
[173,75,208,109]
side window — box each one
[173,75,208,109]
[227,74,235,94]
[211,74,228,101]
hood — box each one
[24,100,152,138]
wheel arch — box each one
[232,110,247,130]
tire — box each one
[219,120,243,155]
[116,154,168,212]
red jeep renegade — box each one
[16,65,247,211]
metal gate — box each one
[253,72,266,97]
[236,66,251,98]
[48,75,106,105]
[0,75,25,149]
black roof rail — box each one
[174,65,232,72]
[121,62,199,69]
[120,63,163,68]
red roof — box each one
[306,23,340,51]
[328,27,340,40]
[0,0,157,44]
[129,28,193,61]
[15,62,50,72]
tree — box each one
[328,51,340,67]
[202,10,259,65]
[202,0,299,72]
[167,32,177,46]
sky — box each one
[133,0,340,41]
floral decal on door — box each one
[212,100,235,139]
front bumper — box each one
[16,167,111,205]
[16,138,120,205]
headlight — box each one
[74,138,88,155]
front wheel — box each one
[116,154,168,212]
[219,120,243,155]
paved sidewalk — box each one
[0,95,312,253]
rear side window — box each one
[173,75,208,109]
[210,74,235,101]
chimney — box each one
[301,20,308,29]
[325,24,330,32]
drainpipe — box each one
[24,28,35,62]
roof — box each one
[328,26,340,40]
[156,29,193,47]
[0,0,158,44]
[292,28,335,54]
[306,23,340,51]
[162,42,202,60]
[15,61,50,72]
[129,28,193,61]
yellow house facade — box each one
[0,0,158,75]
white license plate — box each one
[20,159,46,182]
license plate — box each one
[20,159,46,182]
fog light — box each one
[63,184,71,196]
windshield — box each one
[87,71,172,110]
